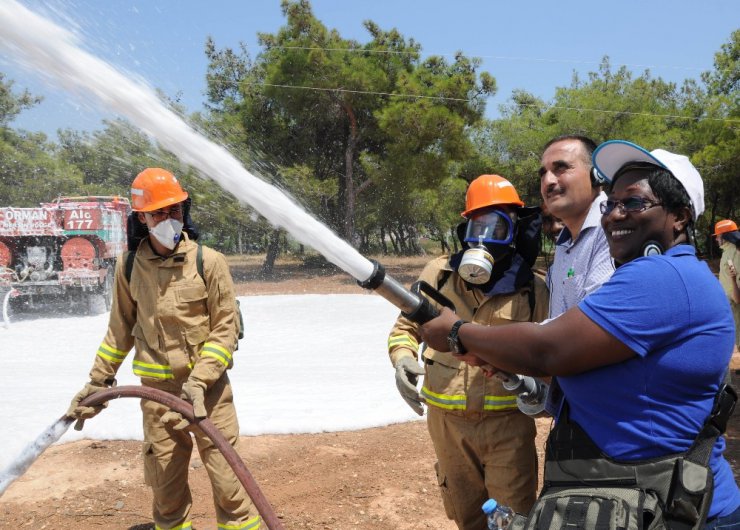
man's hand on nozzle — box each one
[66,379,115,431]
[394,356,425,416]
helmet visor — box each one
[464,210,514,245]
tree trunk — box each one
[439,229,450,254]
[261,229,281,278]
[449,227,459,254]
[341,101,359,244]
[380,226,388,255]
[708,192,719,259]
[388,228,399,254]
[358,230,369,255]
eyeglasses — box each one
[145,205,183,222]
[600,197,662,216]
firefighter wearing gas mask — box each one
[387,174,549,530]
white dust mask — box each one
[150,219,183,250]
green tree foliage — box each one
[0,130,84,206]
[204,0,494,253]
[56,119,162,195]
[485,60,698,207]
[0,73,41,128]
[691,29,739,250]
[1,20,737,261]
[0,74,83,206]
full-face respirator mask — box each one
[458,209,516,284]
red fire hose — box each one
[79,385,285,530]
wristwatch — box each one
[447,319,467,355]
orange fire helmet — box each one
[713,219,738,236]
[130,168,188,212]
[462,174,524,218]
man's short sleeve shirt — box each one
[547,191,614,318]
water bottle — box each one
[482,498,515,530]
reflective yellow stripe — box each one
[218,516,261,530]
[132,360,174,380]
[388,334,418,351]
[484,394,519,411]
[96,343,128,363]
[420,388,519,412]
[156,522,191,530]
[421,386,467,410]
[201,342,232,367]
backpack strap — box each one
[685,370,737,465]
[527,280,536,322]
[437,268,453,291]
[196,243,205,285]
[124,250,136,284]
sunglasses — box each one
[600,196,662,216]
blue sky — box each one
[2,0,738,138]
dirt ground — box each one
[1,254,738,530]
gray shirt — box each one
[546,191,614,319]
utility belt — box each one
[509,379,737,530]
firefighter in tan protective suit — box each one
[388,175,548,530]
[67,168,261,530]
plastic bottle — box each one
[482,498,515,530]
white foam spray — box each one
[0,0,374,282]
[2,289,11,328]
[0,417,73,497]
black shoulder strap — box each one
[124,250,136,284]
[197,244,205,285]
[528,280,536,322]
[437,269,453,291]
[686,371,737,465]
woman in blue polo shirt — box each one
[420,140,740,529]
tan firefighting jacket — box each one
[89,234,239,392]
[388,256,549,416]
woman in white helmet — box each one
[421,141,740,529]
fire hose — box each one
[357,259,549,416]
[71,386,285,530]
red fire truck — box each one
[0,196,130,319]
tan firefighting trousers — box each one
[427,406,538,530]
[141,374,260,530]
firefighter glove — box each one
[181,378,208,419]
[160,410,191,431]
[394,356,425,416]
[66,380,114,431]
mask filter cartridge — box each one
[458,241,494,284]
